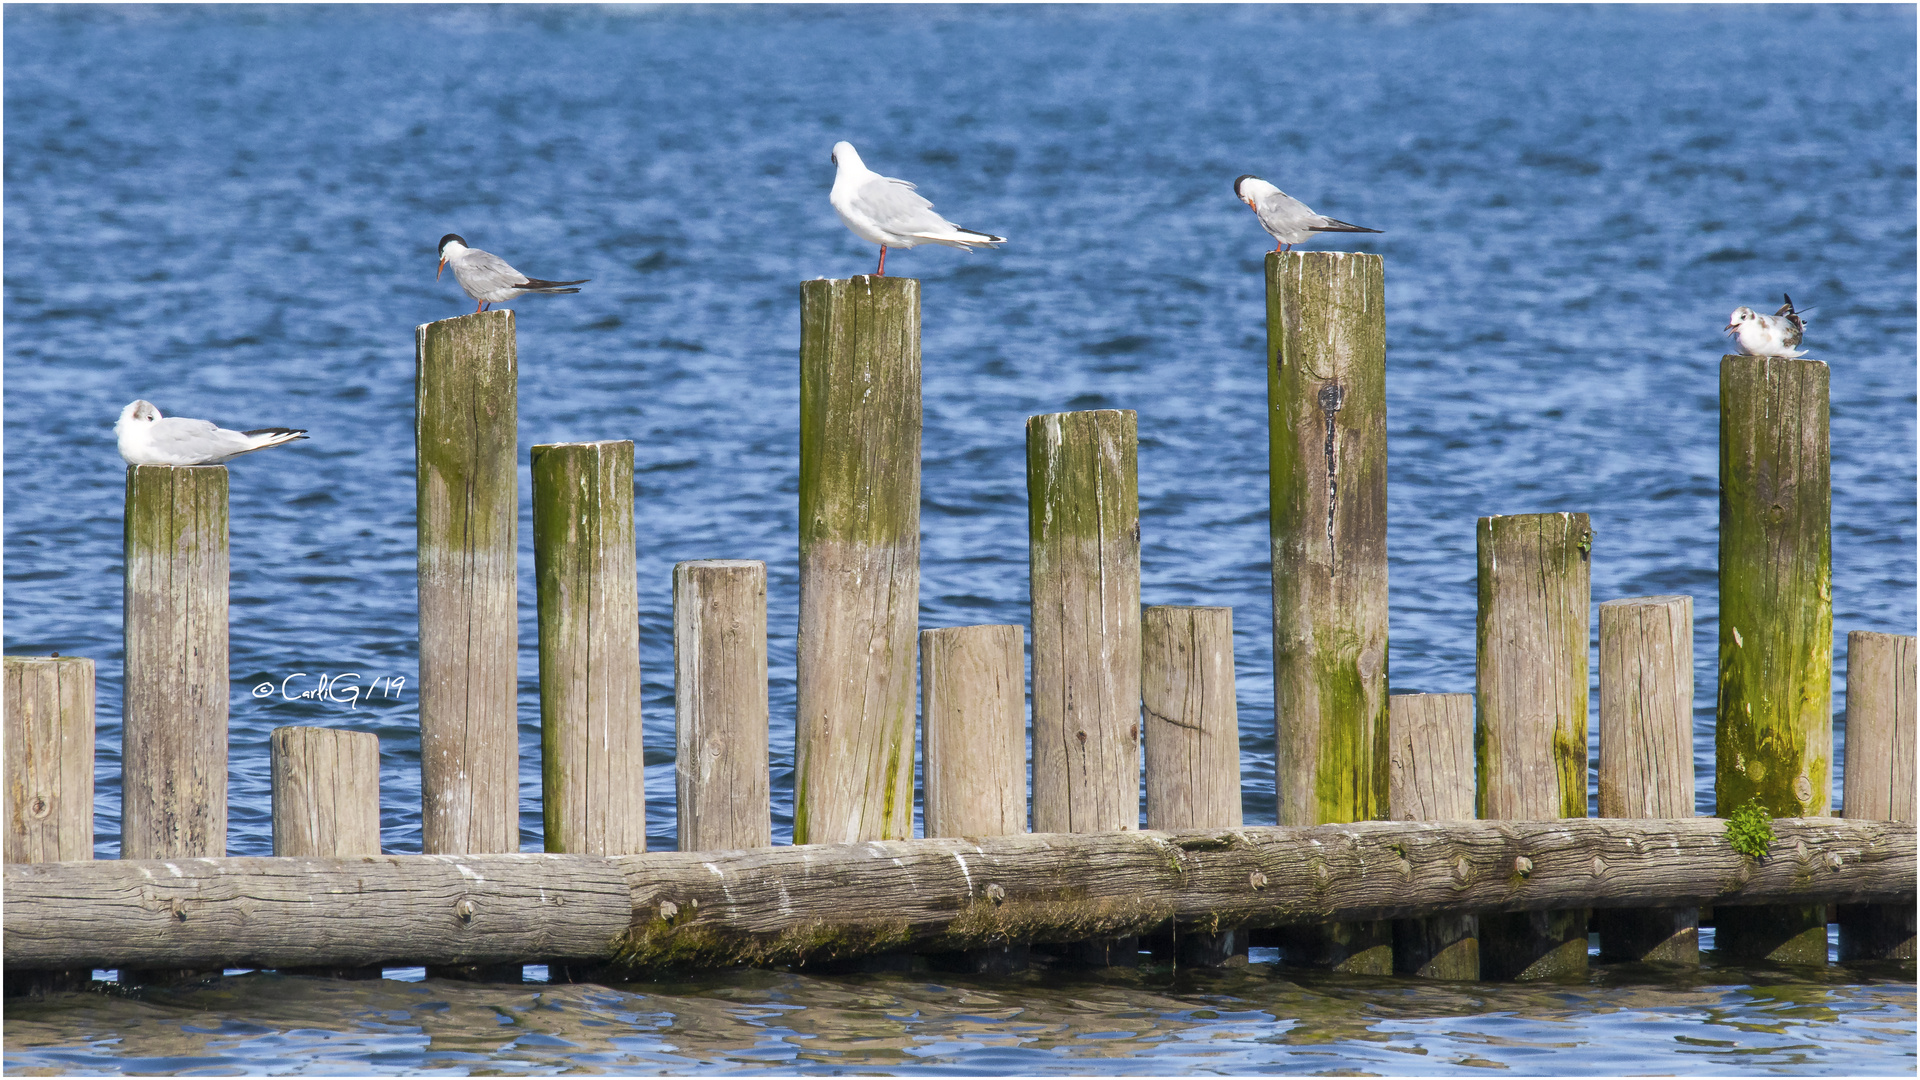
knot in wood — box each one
[1248,871,1268,891]
[170,898,188,922]
[1826,851,1844,870]
[1793,775,1814,807]
[456,898,478,922]
[985,883,1005,905]
[1452,855,1472,887]
[1075,730,1088,745]
[27,795,48,818]
[1513,856,1534,878]
[659,900,680,921]
[1589,855,1606,878]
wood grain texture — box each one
[1265,252,1389,831]
[532,440,645,856]
[123,464,229,861]
[6,819,1910,973]
[5,656,95,865]
[1839,630,1917,960]
[271,727,380,858]
[795,276,920,844]
[1388,692,1478,978]
[921,625,1027,838]
[1476,512,1591,979]
[1596,596,1698,964]
[1716,355,1830,964]
[674,560,772,852]
[1142,607,1241,831]
[416,310,519,855]
[1028,409,1141,835]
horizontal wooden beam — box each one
[6,818,1910,973]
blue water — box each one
[4,4,1914,1074]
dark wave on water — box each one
[4,5,1913,1074]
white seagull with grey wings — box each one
[829,141,1006,276]
[1234,175,1381,252]
[437,234,589,314]
[1726,294,1810,358]
[115,400,308,467]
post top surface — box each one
[675,558,765,570]
[1599,595,1691,608]
[2,654,93,666]
[416,308,514,333]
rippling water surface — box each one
[4,4,1914,1074]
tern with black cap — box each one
[1234,175,1381,253]
[436,234,589,314]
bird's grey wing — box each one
[464,249,530,288]
[850,175,946,234]
[149,417,249,460]
[1255,189,1313,232]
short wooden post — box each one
[1477,512,1591,980]
[1029,409,1141,967]
[4,655,95,995]
[922,625,1027,838]
[532,440,645,857]
[123,465,229,861]
[271,726,382,980]
[794,276,920,845]
[1716,355,1831,965]
[1143,605,1244,967]
[1596,596,1699,964]
[417,311,519,858]
[1266,251,1391,974]
[1388,692,1478,979]
[674,560,772,852]
[1838,630,1916,961]
[921,624,1028,974]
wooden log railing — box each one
[7,818,1910,975]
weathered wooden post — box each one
[1477,511,1591,980]
[1388,692,1478,979]
[674,560,772,852]
[1143,605,1244,966]
[1838,630,1915,960]
[417,310,519,858]
[795,276,920,845]
[271,726,382,979]
[4,655,95,994]
[1717,355,1831,964]
[1596,595,1698,964]
[1029,408,1140,966]
[921,623,1028,973]
[532,440,645,857]
[1266,250,1390,973]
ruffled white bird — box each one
[115,400,308,466]
[1234,175,1381,252]
[829,142,1006,276]
[1726,294,1809,358]
[437,234,589,314]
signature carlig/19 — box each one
[252,673,406,710]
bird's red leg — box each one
[476,300,486,314]
[1275,240,1284,252]
[876,246,888,276]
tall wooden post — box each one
[1266,251,1390,973]
[1717,355,1831,964]
[1838,631,1916,960]
[1143,605,1244,966]
[4,655,95,995]
[271,725,382,980]
[532,440,645,857]
[921,623,1028,974]
[795,276,920,845]
[1388,692,1478,979]
[416,310,520,857]
[674,560,772,852]
[1596,596,1698,964]
[123,465,229,861]
[1477,511,1591,980]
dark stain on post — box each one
[1319,381,1345,556]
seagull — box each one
[115,400,308,467]
[1233,175,1382,252]
[829,142,1006,276]
[436,234,589,314]
[1726,294,1810,358]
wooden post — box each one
[674,560,772,852]
[1716,355,1831,964]
[794,276,919,845]
[921,625,1027,838]
[920,624,1028,973]
[532,440,645,857]
[1143,605,1244,966]
[1266,251,1390,974]
[1839,630,1916,961]
[1596,596,1698,964]
[1476,511,1591,980]
[1388,692,1478,979]
[416,310,519,858]
[1028,409,1140,967]
[271,726,382,980]
[123,465,229,861]
[4,655,95,995]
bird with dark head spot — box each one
[1234,175,1381,252]
[436,234,589,314]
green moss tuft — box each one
[1724,800,1774,859]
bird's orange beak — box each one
[437,257,446,281]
